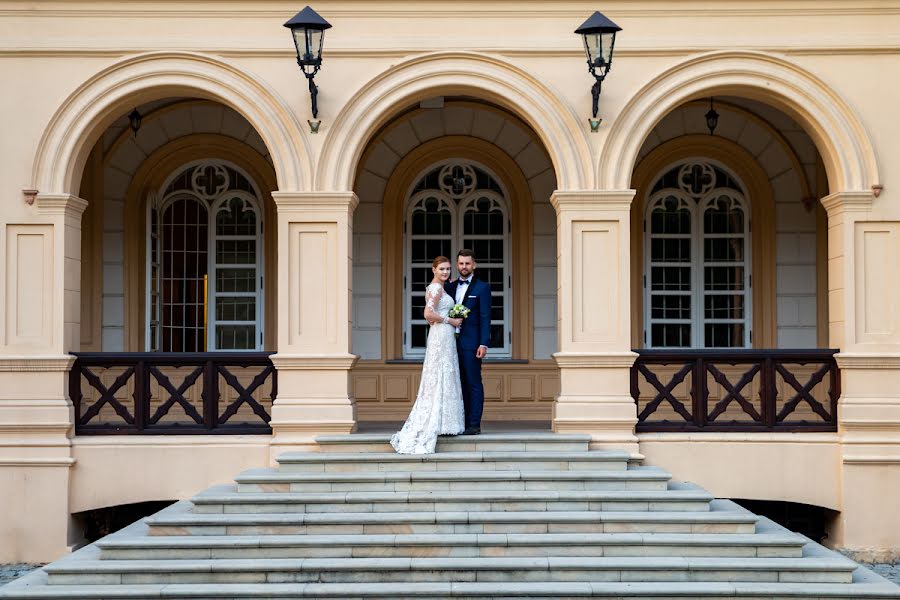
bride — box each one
[390,256,465,454]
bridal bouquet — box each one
[448,304,471,320]
[448,304,471,336]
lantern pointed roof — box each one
[284,6,332,30]
[575,11,622,34]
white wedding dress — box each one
[390,282,465,454]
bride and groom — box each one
[390,249,492,454]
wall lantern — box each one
[706,98,720,135]
[575,10,622,132]
[128,108,142,137]
[284,5,332,133]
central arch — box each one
[599,50,879,194]
[317,51,593,192]
[31,51,311,195]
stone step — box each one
[98,531,806,560]
[234,466,672,493]
[6,580,900,599]
[314,432,593,453]
[44,556,858,586]
[191,488,713,514]
[275,450,630,473]
[145,510,758,536]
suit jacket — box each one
[445,277,492,350]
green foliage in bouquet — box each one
[448,304,471,319]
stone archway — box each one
[599,50,880,195]
[317,51,593,193]
[31,51,311,196]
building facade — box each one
[0,0,898,563]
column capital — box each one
[34,194,88,218]
[272,191,359,214]
[551,189,635,213]
[820,191,874,217]
[553,351,638,369]
[270,353,359,370]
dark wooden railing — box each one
[631,349,839,432]
[70,353,276,435]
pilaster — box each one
[821,191,900,558]
[0,193,86,562]
[269,192,360,453]
[551,190,639,454]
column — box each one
[822,190,900,560]
[0,193,86,562]
[551,190,639,454]
[269,192,359,454]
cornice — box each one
[0,355,76,372]
[270,353,360,370]
[835,353,900,369]
[553,351,639,368]
[551,190,636,213]
[272,191,360,213]
[820,191,875,216]
[34,194,89,218]
[6,42,900,60]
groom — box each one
[445,249,492,435]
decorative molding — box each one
[270,354,360,371]
[599,50,880,194]
[317,51,591,191]
[0,458,75,467]
[551,190,635,213]
[272,191,360,214]
[842,456,900,465]
[34,194,88,218]
[638,432,839,444]
[31,51,311,195]
[22,189,38,205]
[835,353,900,369]
[820,191,876,216]
[553,352,639,369]
[0,355,76,372]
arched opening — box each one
[349,98,560,427]
[629,96,838,433]
[71,98,278,435]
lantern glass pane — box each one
[307,29,323,61]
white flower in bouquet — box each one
[448,304,471,335]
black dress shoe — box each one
[461,427,481,436]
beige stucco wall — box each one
[0,0,899,562]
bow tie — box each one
[458,279,470,286]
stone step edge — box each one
[276,451,631,463]
[96,531,807,550]
[5,581,900,599]
[146,509,759,526]
[45,556,858,575]
[315,433,593,444]
[191,484,713,505]
[234,467,672,483]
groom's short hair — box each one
[457,249,476,261]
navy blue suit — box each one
[445,277,492,429]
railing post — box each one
[69,360,82,428]
[761,356,775,428]
[693,357,707,428]
[202,359,219,430]
[133,360,149,432]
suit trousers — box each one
[457,342,484,429]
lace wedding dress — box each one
[390,282,465,454]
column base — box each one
[552,352,639,455]
[269,354,359,457]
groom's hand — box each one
[476,345,487,359]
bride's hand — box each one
[448,318,463,328]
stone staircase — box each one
[3,432,898,598]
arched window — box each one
[404,160,511,358]
[644,160,751,348]
[147,161,264,351]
